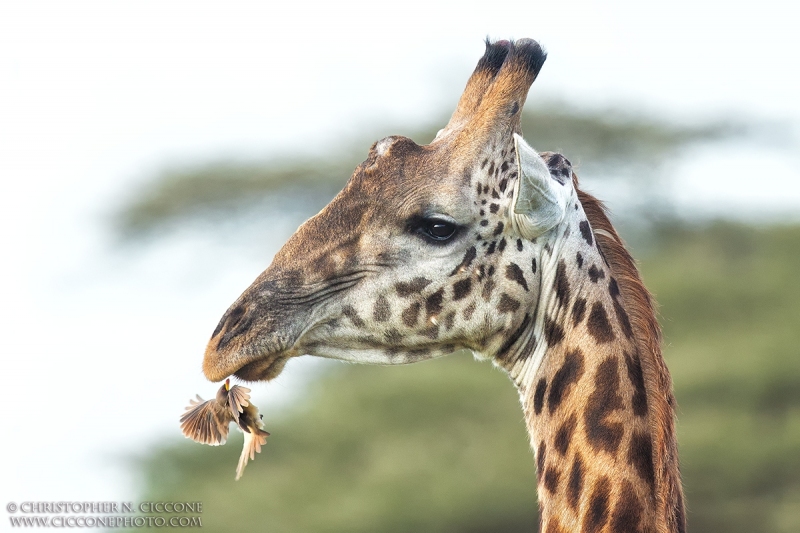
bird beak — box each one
[224,378,231,391]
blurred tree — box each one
[114,104,740,239]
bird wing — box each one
[180,395,231,446]
[226,384,251,422]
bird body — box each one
[180,379,269,479]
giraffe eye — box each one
[420,218,457,241]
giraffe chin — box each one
[232,354,291,382]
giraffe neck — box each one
[499,197,685,533]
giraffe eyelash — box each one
[406,215,461,244]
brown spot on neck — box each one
[583,476,611,533]
[553,260,571,306]
[547,349,585,414]
[537,440,547,476]
[567,453,584,512]
[571,297,587,326]
[584,358,625,454]
[544,317,565,346]
[625,350,649,416]
[543,465,561,494]
[611,481,646,533]
[586,302,615,343]
[629,431,656,488]
[553,413,577,455]
[533,378,547,415]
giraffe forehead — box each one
[344,181,471,225]
[347,161,479,221]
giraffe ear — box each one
[510,134,568,239]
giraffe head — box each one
[203,39,576,383]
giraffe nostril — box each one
[228,305,247,327]
[216,304,256,351]
[212,304,248,340]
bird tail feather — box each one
[235,429,269,480]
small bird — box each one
[180,379,270,480]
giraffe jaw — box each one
[230,353,293,382]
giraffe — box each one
[202,39,685,532]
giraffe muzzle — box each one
[202,277,310,382]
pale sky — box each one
[0,0,798,507]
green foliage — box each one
[136,222,800,532]
[115,105,738,238]
[645,222,800,533]
[114,160,348,239]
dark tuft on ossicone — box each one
[512,38,547,78]
[477,39,512,76]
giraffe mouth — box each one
[203,342,296,383]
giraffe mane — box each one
[574,175,686,533]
